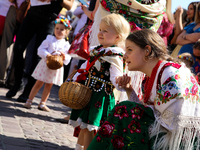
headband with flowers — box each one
[177,55,194,63]
[54,15,72,29]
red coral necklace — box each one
[143,60,162,103]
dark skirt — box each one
[87,101,155,150]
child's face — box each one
[124,39,146,72]
[193,48,200,64]
[54,24,67,40]
[98,21,119,48]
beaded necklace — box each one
[143,60,162,103]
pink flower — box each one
[163,91,171,99]
[175,74,180,80]
[191,76,196,84]
[113,105,129,120]
[111,135,124,149]
[185,88,189,96]
[98,121,115,138]
[128,120,141,134]
[191,84,198,95]
[131,106,144,120]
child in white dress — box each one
[23,15,71,111]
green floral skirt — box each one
[70,89,115,128]
[87,101,155,150]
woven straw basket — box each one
[59,70,92,109]
[46,55,63,70]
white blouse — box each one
[37,35,71,65]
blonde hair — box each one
[177,53,194,69]
[101,13,130,47]
[195,2,200,23]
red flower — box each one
[111,135,124,149]
[141,139,145,143]
[157,102,160,105]
[114,105,129,120]
[131,106,144,120]
[98,121,115,138]
[96,136,101,142]
[128,120,141,134]
[163,91,171,99]
[175,74,180,80]
[185,88,189,96]
[95,101,102,108]
[191,84,198,95]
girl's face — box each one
[187,4,195,20]
[124,39,146,71]
[98,21,119,48]
[54,24,67,40]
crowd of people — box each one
[1,0,200,150]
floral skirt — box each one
[87,101,155,150]
[32,59,64,86]
[69,89,115,131]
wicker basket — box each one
[46,55,63,70]
[59,70,92,109]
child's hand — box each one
[116,74,133,92]
[60,51,65,60]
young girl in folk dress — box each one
[87,29,200,150]
[68,13,130,150]
[23,16,71,112]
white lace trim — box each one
[150,110,200,150]
[68,118,100,131]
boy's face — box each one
[54,23,67,40]
[193,48,200,64]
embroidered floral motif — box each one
[114,105,129,120]
[131,106,144,120]
[98,121,115,138]
[111,135,125,149]
[128,120,141,133]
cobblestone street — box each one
[0,85,77,150]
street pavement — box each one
[0,85,77,150]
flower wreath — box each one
[54,15,72,29]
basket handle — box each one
[64,70,91,87]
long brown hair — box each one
[126,29,180,63]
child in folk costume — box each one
[177,53,195,70]
[23,16,71,111]
[68,13,130,150]
[87,29,200,150]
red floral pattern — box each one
[128,120,141,134]
[111,135,125,149]
[113,105,129,120]
[131,106,144,120]
[98,121,115,138]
